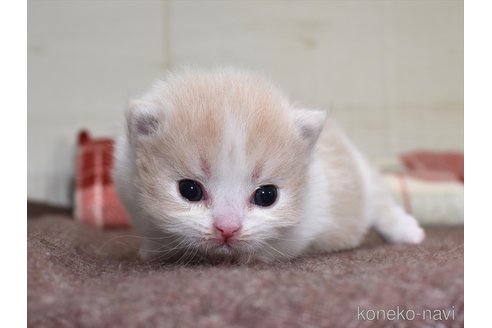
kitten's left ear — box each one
[291,109,327,149]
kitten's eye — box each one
[253,185,278,207]
[178,179,204,202]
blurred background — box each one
[28,0,463,207]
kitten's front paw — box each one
[138,239,163,262]
[138,247,153,262]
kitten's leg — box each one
[361,165,424,244]
[353,149,425,244]
[371,198,425,244]
[134,220,181,262]
[347,140,424,245]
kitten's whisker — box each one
[258,240,291,260]
[94,234,178,252]
[149,236,191,258]
[267,236,313,242]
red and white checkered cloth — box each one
[74,130,131,229]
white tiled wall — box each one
[28,0,463,206]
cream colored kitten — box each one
[113,68,424,263]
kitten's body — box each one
[114,68,424,263]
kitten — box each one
[113,68,424,263]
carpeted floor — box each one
[28,214,463,327]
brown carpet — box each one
[28,215,463,327]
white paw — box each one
[387,211,425,244]
[138,239,162,262]
[138,246,155,261]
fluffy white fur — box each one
[113,68,424,263]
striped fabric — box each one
[381,151,464,225]
[74,130,131,229]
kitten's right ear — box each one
[126,101,162,138]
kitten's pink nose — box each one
[213,217,241,241]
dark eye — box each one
[253,185,278,207]
[178,179,204,202]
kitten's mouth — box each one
[198,237,258,262]
[210,238,236,248]
[206,238,248,252]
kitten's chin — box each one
[201,238,257,263]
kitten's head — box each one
[127,68,325,262]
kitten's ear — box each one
[292,109,326,149]
[126,101,162,138]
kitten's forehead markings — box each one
[200,156,211,180]
[217,104,248,181]
[211,103,251,209]
[252,164,262,181]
